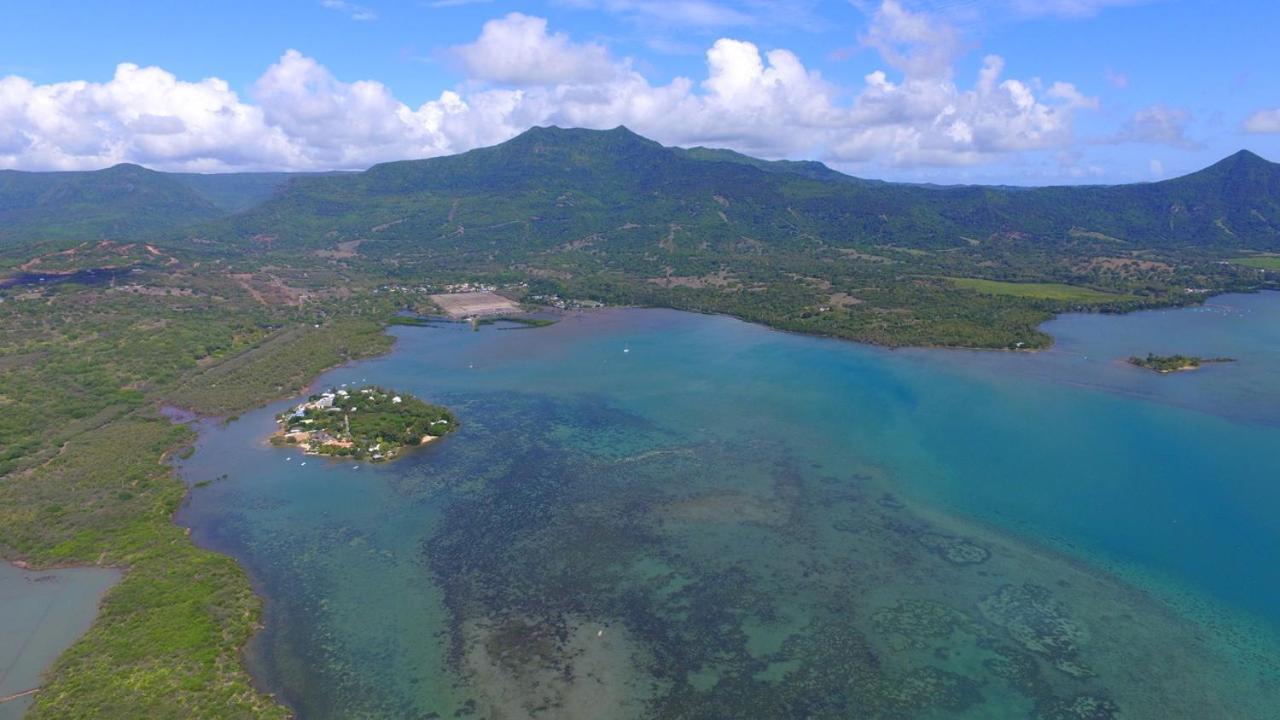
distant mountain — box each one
[988,150,1280,248]
[4,127,1278,259]
[171,171,303,213]
[4,127,1276,349]
[214,125,824,257]
[674,146,864,184]
[0,164,310,247]
[0,164,224,246]
[209,126,1280,260]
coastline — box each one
[170,337,408,717]
[175,299,1280,717]
[158,290,1278,716]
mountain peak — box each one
[103,162,151,173]
[1168,149,1278,191]
[1204,149,1274,175]
[504,125,662,151]
[1228,149,1265,162]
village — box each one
[272,385,456,462]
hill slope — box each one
[143,127,1266,349]
[212,126,1280,259]
[4,127,1276,348]
[171,171,302,213]
[0,164,225,246]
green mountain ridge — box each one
[0,164,306,248]
[3,127,1277,257]
[0,163,223,246]
[190,127,1280,274]
[3,126,1277,348]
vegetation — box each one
[163,126,1276,349]
[273,386,456,460]
[477,316,557,328]
[0,265,397,717]
[0,126,1277,716]
[1231,255,1280,270]
[947,277,1130,303]
[1128,353,1235,373]
[164,320,393,416]
[0,418,289,719]
[0,164,222,247]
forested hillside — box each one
[3,126,1278,350]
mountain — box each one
[675,146,863,183]
[3,127,1276,349]
[209,126,1280,262]
[989,149,1280,247]
[171,171,303,213]
[4,128,1277,258]
[0,164,317,248]
[212,125,827,259]
[0,164,224,246]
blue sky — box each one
[1,0,1278,183]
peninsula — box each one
[272,386,456,461]
[1127,353,1236,373]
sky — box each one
[1,0,1278,184]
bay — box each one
[177,292,1280,719]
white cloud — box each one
[452,13,619,85]
[0,3,1100,173]
[1243,108,1280,134]
[1148,158,1164,178]
[829,53,1092,166]
[0,64,300,171]
[1112,104,1200,149]
[859,0,965,80]
[320,0,377,21]
[824,1,1096,167]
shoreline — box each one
[160,288,1278,717]
[184,301,1280,717]
[265,427,440,461]
[168,351,405,719]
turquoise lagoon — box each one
[177,292,1280,719]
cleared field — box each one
[430,291,521,318]
[947,278,1127,302]
[1231,256,1280,270]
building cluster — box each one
[526,293,604,310]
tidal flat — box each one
[177,292,1280,719]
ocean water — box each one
[177,292,1280,719]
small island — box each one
[272,386,457,462]
[1127,353,1236,373]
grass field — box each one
[1231,256,1280,270]
[947,277,1128,303]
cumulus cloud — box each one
[823,1,1096,167]
[1243,108,1280,134]
[859,0,965,80]
[452,13,618,85]
[0,3,1101,172]
[829,53,1091,166]
[0,64,300,171]
[1111,104,1201,149]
